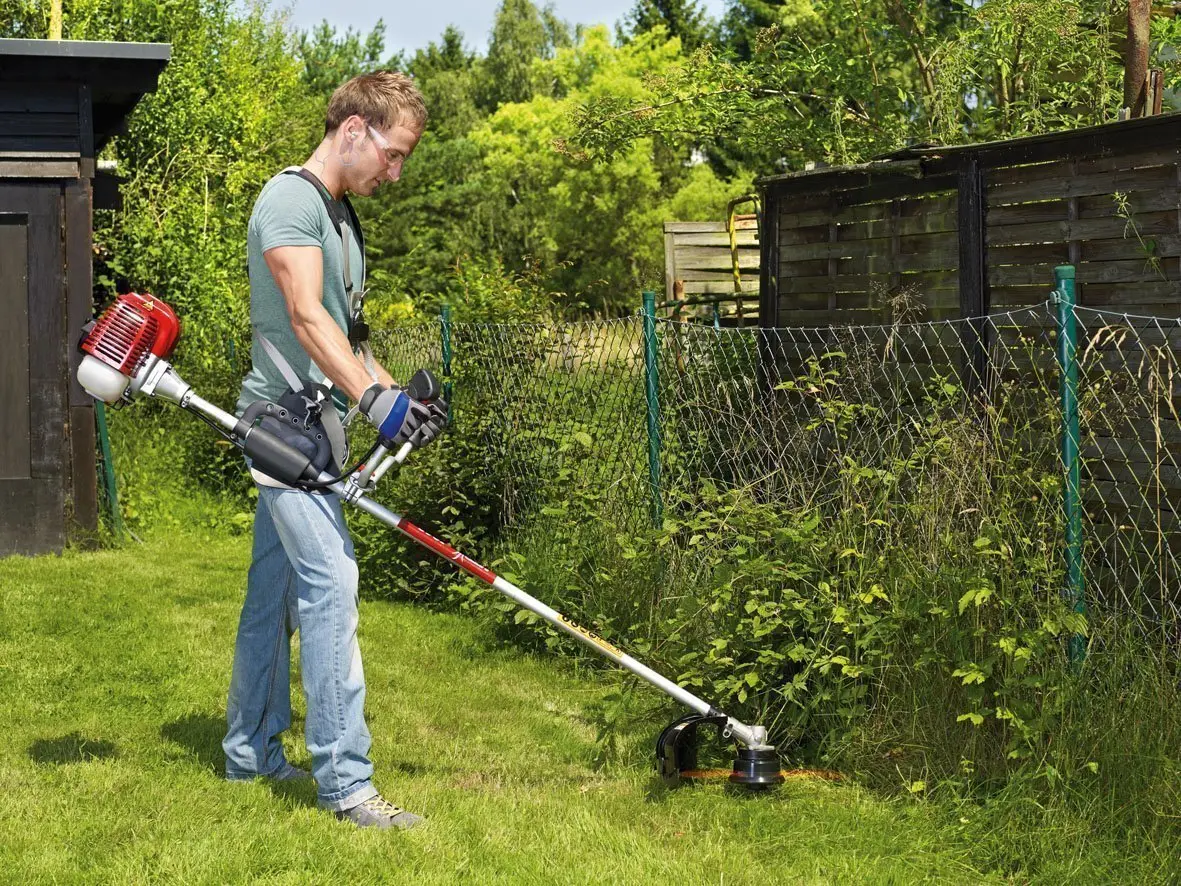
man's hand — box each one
[359,383,444,448]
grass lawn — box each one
[0,529,1021,884]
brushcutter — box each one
[77,292,786,790]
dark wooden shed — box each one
[756,113,1181,330]
[0,39,169,556]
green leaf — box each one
[957,712,984,727]
[573,431,593,448]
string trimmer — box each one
[77,292,786,790]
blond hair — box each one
[325,71,428,135]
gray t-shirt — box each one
[235,170,364,420]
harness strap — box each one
[257,330,308,394]
[279,167,375,383]
[280,166,367,298]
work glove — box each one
[359,382,443,448]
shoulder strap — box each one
[275,167,376,386]
[257,331,309,394]
[280,167,362,295]
[341,194,364,258]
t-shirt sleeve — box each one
[254,176,325,253]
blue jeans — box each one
[222,485,378,811]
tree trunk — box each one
[1124,0,1151,117]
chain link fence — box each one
[371,288,1181,638]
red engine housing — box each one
[81,292,181,375]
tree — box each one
[576,0,1124,173]
[482,0,551,109]
[409,26,483,137]
[296,21,401,99]
[619,0,712,51]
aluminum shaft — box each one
[175,376,770,751]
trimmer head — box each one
[729,746,785,790]
[656,713,786,790]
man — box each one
[222,72,439,830]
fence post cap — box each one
[1054,265,1076,280]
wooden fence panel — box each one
[663,219,760,325]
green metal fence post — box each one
[440,304,453,421]
[642,291,664,529]
[94,401,124,538]
[1054,264,1086,666]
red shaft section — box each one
[398,518,498,585]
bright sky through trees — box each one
[280,0,728,54]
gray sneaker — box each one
[335,794,424,830]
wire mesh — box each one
[1074,306,1181,623]
[370,301,1181,631]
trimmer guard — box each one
[655,712,728,786]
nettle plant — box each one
[615,350,1080,774]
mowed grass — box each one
[0,529,997,885]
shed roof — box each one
[0,39,170,151]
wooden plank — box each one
[69,404,97,538]
[1082,434,1181,466]
[1083,236,1181,261]
[0,479,64,555]
[988,200,1068,226]
[987,144,1181,187]
[842,211,958,239]
[664,220,757,234]
[677,269,768,283]
[675,248,761,270]
[991,259,1179,287]
[0,150,80,160]
[989,165,1178,205]
[778,258,828,277]
[988,243,1072,266]
[776,307,885,326]
[781,193,960,230]
[0,136,79,153]
[670,231,760,247]
[825,248,961,275]
[65,180,92,408]
[28,377,65,479]
[760,187,781,329]
[0,86,78,114]
[0,217,31,480]
[778,269,960,295]
[78,84,93,160]
[959,154,990,394]
[1078,189,1180,217]
[0,160,79,178]
[1086,417,1181,446]
[781,232,959,263]
[1084,478,1181,510]
[987,211,1178,246]
[1077,281,1181,307]
[0,113,81,137]
[683,280,760,294]
[24,186,65,480]
[663,230,675,304]
[1085,457,1181,492]
[779,224,829,248]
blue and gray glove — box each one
[359,382,444,448]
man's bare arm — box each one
[263,244,381,402]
